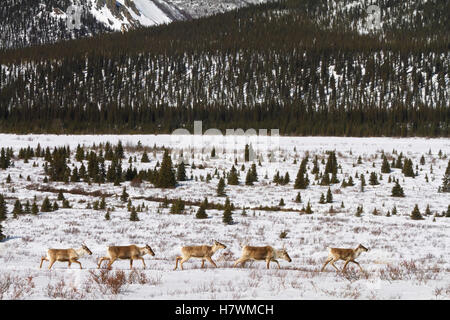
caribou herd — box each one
[39,241,369,272]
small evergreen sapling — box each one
[196,203,208,219]
[120,187,129,202]
[326,187,333,203]
[222,198,234,225]
[0,223,6,241]
[410,204,423,220]
[13,200,23,218]
[391,181,405,197]
[31,201,39,215]
[304,201,313,214]
[130,207,139,221]
[0,194,7,221]
[41,197,52,212]
[319,193,326,204]
[217,177,226,196]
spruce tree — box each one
[141,152,150,163]
[170,199,185,214]
[13,200,23,218]
[420,155,425,165]
[105,209,111,220]
[120,187,129,202]
[326,187,333,203]
[222,198,233,225]
[245,170,254,186]
[0,194,7,221]
[217,177,226,196]
[324,151,338,175]
[41,197,52,212]
[410,204,423,220]
[176,161,186,181]
[196,203,208,219]
[369,172,379,185]
[305,201,313,214]
[355,205,363,217]
[99,196,106,210]
[130,207,139,221]
[250,163,258,182]
[0,223,5,241]
[295,192,302,203]
[311,156,319,174]
[320,173,331,186]
[319,193,326,204]
[227,166,239,185]
[360,174,366,192]
[402,158,415,177]
[157,149,176,188]
[279,198,285,206]
[24,200,31,214]
[391,181,405,197]
[62,199,71,208]
[391,205,397,215]
[347,176,355,186]
[31,201,39,215]
[294,159,309,189]
[283,172,290,185]
[441,160,450,193]
[381,155,391,173]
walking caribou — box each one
[321,244,369,272]
[233,245,292,269]
[174,240,227,270]
[40,243,92,270]
[97,244,155,269]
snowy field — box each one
[0,134,449,300]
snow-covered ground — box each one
[0,134,449,299]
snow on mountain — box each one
[80,0,178,31]
[1,0,270,49]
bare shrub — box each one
[340,268,370,282]
[0,274,34,300]
[130,178,142,188]
[379,264,404,281]
[128,269,149,285]
[46,278,85,300]
[89,269,127,295]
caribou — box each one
[39,243,92,270]
[97,244,155,269]
[174,240,226,270]
[321,244,369,272]
[233,245,292,269]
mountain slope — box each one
[0,0,271,50]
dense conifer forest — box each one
[0,0,448,136]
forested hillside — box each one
[0,0,448,136]
[0,0,111,49]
